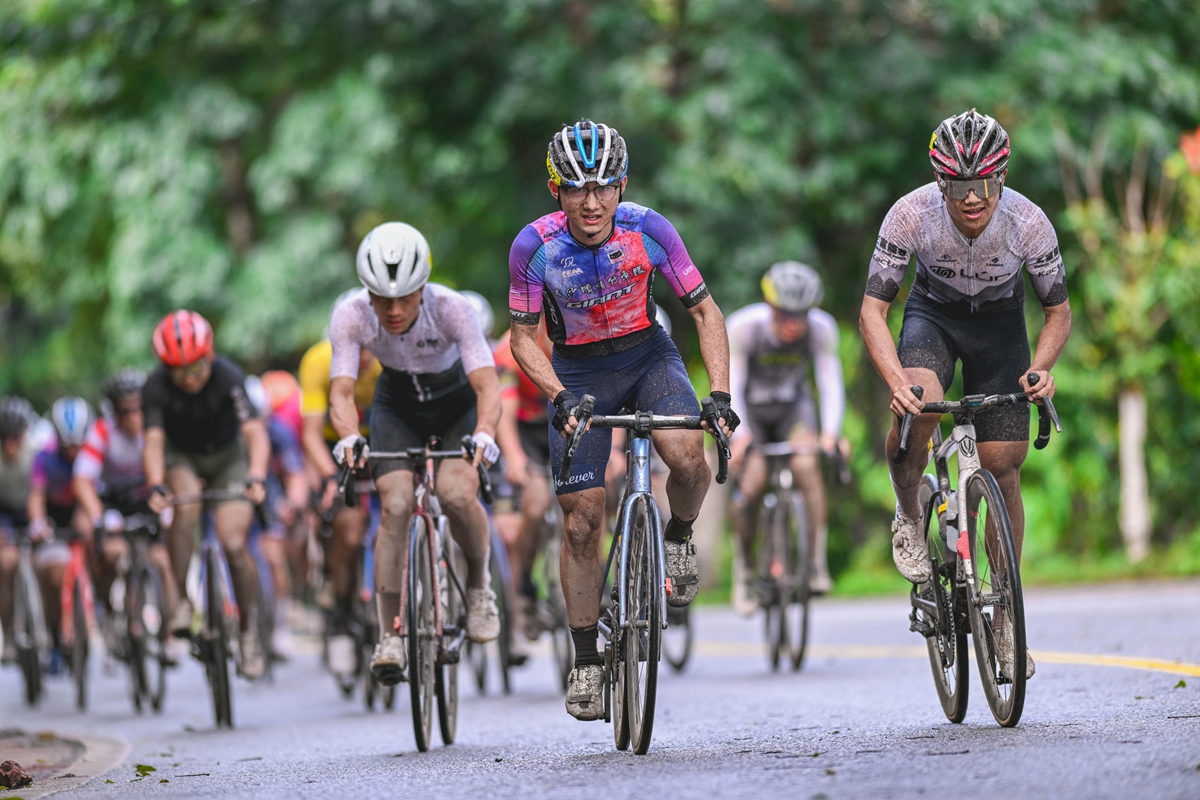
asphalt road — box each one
[3,580,1200,799]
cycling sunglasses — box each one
[939,175,1003,200]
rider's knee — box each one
[437,478,478,516]
[562,503,603,550]
[0,545,16,571]
[669,446,711,487]
[379,488,412,524]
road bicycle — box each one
[341,435,494,752]
[750,442,849,673]
[535,494,573,690]
[559,395,730,754]
[466,520,515,695]
[896,374,1061,728]
[10,529,50,706]
[54,527,97,711]
[102,508,171,713]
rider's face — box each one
[114,398,143,437]
[549,177,626,244]
[369,289,423,335]
[940,170,1005,239]
[771,307,808,344]
[1,436,21,461]
[170,354,213,395]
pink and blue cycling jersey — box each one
[508,203,709,358]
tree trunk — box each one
[1118,387,1151,562]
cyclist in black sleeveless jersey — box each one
[859,110,1072,681]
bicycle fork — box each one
[948,425,981,595]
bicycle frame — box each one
[59,538,95,650]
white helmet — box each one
[50,396,92,448]
[655,304,672,337]
[355,222,432,298]
[244,375,270,419]
[762,261,824,314]
[459,291,495,338]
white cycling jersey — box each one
[728,303,845,440]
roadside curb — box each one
[7,733,130,800]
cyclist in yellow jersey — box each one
[298,336,381,676]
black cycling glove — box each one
[708,391,740,434]
[552,390,582,434]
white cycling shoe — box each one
[466,586,501,643]
[327,634,356,676]
[891,515,931,584]
[566,664,605,721]
[995,621,1036,680]
[371,634,407,686]
[731,555,758,617]
[665,539,699,607]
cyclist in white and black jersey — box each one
[329,221,502,687]
[859,109,1072,681]
[728,262,845,610]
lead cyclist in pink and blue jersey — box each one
[508,119,737,722]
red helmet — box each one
[152,310,214,367]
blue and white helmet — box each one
[547,120,628,188]
[50,397,92,448]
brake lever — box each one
[700,397,730,485]
[557,395,595,485]
[892,385,924,464]
[460,435,495,505]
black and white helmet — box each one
[0,396,35,439]
[761,262,824,314]
[50,396,91,448]
[929,109,1010,178]
[355,222,432,298]
[547,120,629,188]
[103,368,146,407]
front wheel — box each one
[622,496,661,755]
[71,577,89,711]
[129,562,168,713]
[916,476,968,723]
[407,515,436,752]
[759,500,786,672]
[204,547,234,728]
[662,604,692,673]
[13,563,44,707]
[784,492,811,672]
[965,469,1026,728]
[436,549,460,745]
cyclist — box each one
[859,109,1071,681]
[27,397,92,657]
[330,221,502,687]
[493,320,554,650]
[245,375,308,661]
[143,310,271,680]
[508,119,736,720]
[0,396,37,664]
[298,301,382,678]
[727,262,845,611]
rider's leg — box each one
[0,542,16,652]
[978,440,1029,557]
[732,451,769,565]
[164,465,203,617]
[373,470,414,637]
[788,429,829,588]
[515,466,550,583]
[213,500,258,633]
[435,458,490,590]
[652,429,711,524]
[557,487,605,659]
[885,367,944,520]
[35,561,66,649]
[329,504,366,627]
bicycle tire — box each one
[382,684,396,710]
[467,639,488,693]
[917,476,969,723]
[663,604,692,673]
[130,562,169,713]
[544,527,573,692]
[786,491,812,671]
[624,496,661,755]
[255,570,275,683]
[408,515,436,751]
[72,578,88,711]
[491,550,512,695]
[205,547,234,728]
[436,548,459,745]
[760,500,786,672]
[965,469,1026,727]
[362,612,378,710]
[611,631,630,751]
[13,563,43,706]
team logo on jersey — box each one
[561,256,575,268]
[928,264,956,279]
[936,253,957,264]
[607,248,625,264]
[566,285,634,309]
[416,339,439,348]
[562,268,583,277]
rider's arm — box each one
[329,377,360,444]
[72,421,107,523]
[303,414,338,479]
[1021,223,1072,402]
[510,323,564,400]
[810,309,846,442]
[242,417,270,482]
[496,389,526,478]
[1023,300,1072,401]
[859,295,922,417]
[26,452,47,534]
[466,367,501,438]
[143,427,166,489]
[727,310,750,441]
[73,477,104,527]
[687,295,730,394]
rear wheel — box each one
[71,578,89,711]
[407,516,436,751]
[662,604,692,673]
[623,497,661,755]
[205,547,233,728]
[916,476,969,723]
[129,562,168,713]
[785,492,812,671]
[436,550,460,745]
[543,529,572,692]
[965,469,1026,728]
[490,551,512,695]
[760,500,786,671]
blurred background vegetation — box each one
[2,0,1199,588]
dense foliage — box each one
[3,0,1199,571]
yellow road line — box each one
[694,641,1200,678]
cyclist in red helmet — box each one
[143,309,272,680]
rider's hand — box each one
[147,484,171,514]
[890,383,925,418]
[704,391,739,438]
[334,434,369,468]
[504,453,529,487]
[1020,370,1055,404]
[245,477,268,505]
[471,431,501,468]
[552,390,582,438]
[818,431,838,456]
[320,475,339,511]
[27,517,50,542]
[728,435,752,474]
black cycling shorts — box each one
[518,420,550,473]
[370,367,478,478]
[896,295,1031,443]
[744,396,818,446]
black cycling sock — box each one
[664,513,695,544]
[570,624,603,668]
[519,574,538,600]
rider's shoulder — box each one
[994,185,1050,227]
[888,182,945,220]
[524,211,570,243]
[807,307,839,339]
[727,302,771,331]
